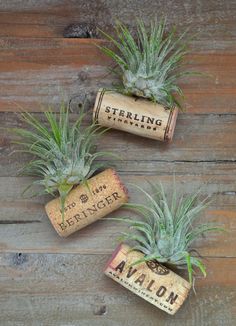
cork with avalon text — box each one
[104,244,191,315]
[45,169,128,237]
[93,89,178,142]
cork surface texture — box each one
[45,169,128,237]
[93,89,178,142]
[104,244,191,315]
[0,1,236,325]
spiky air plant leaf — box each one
[12,102,114,221]
[98,18,193,109]
[115,183,223,285]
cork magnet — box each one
[104,244,191,315]
[93,89,178,142]
[45,169,128,237]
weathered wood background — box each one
[0,1,236,325]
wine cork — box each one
[45,169,128,237]
[93,89,178,142]
[104,244,191,315]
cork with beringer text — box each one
[104,244,191,315]
[93,89,178,142]
[45,169,128,237]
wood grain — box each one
[0,253,235,326]
[0,0,236,46]
[0,39,236,114]
[0,1,236,325]
[1,113,236,177]
[0,175,234,256]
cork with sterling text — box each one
[45,169,128,237]
[104,244,191,315]
[93,89,178,142]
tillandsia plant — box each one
[12,101,129,238]
[104,183,223,314]
[114,183,223,285]
[93,18,195,142]
[12,102,112,220]
[99,18,191,109]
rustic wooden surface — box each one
[0,1,236,325]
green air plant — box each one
[115,184,223,285]
[98,18,192,109]
[12,102,113,222]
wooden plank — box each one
[0,38,236,113]
[1,111,236,176]
[90,114,236,162]
[0,175,234,255]
[0,253,235,325]
[0,23,59,38]
[1,113,236,175]
[0,0,236,47]
[2,159,236,179]
[1,110,236,176]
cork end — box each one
[172,282,191,315]
[93,88,106,123]
[164,107,178,142]
[109,169,129,200]
[104,243,123,272]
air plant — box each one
[99,18,193,110]
[115,183,223,285]
[12,101,113,221]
